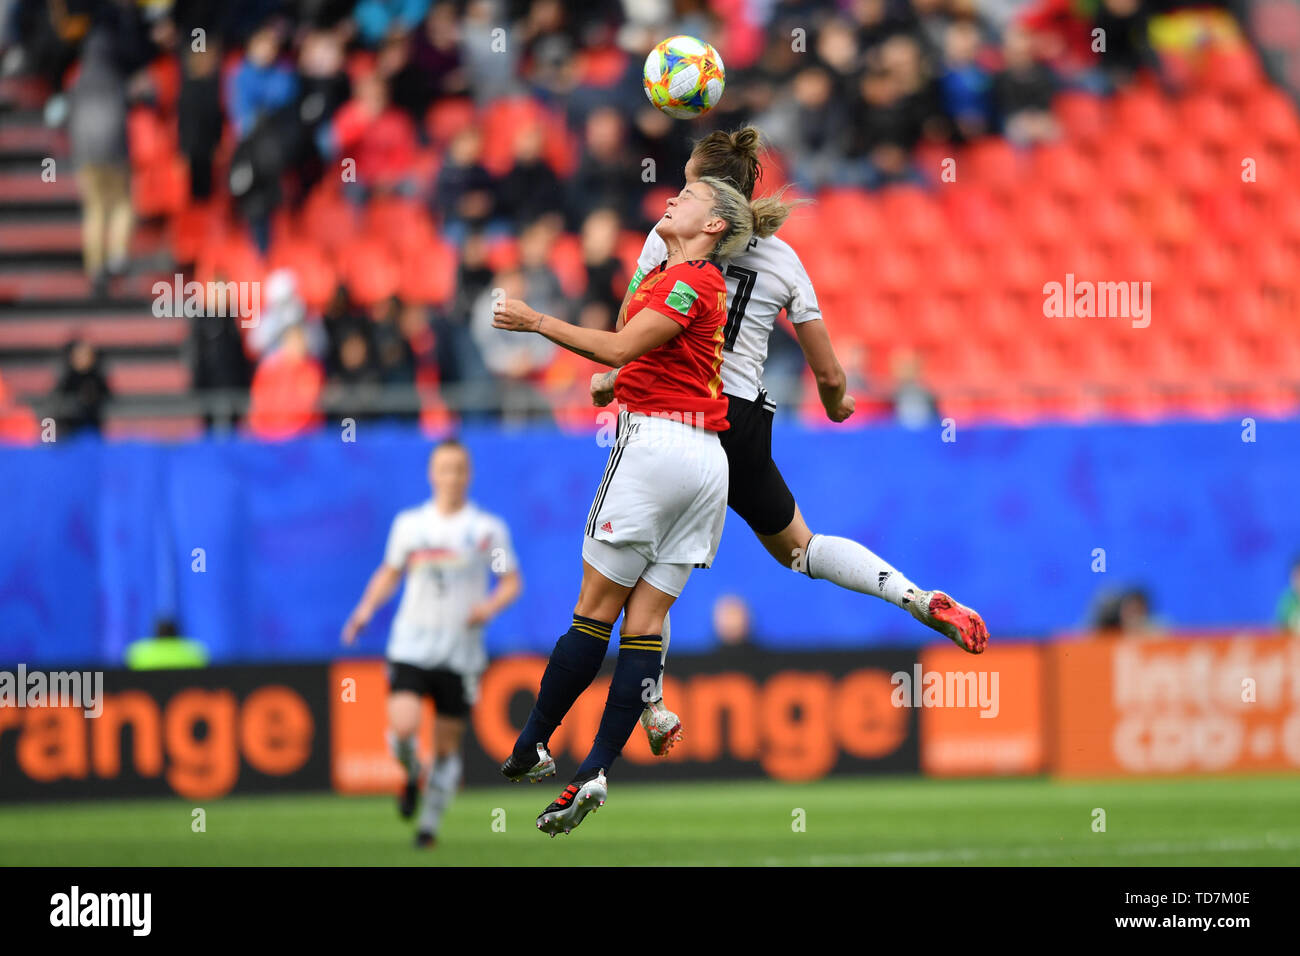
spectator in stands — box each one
[517,215,569,325]
[433,127,498,244]
[249,269,325,360]
[517,0,578,98]
[1276,556,1300,635]
[1093,0,1158,88]
[495,124,564,229]
[293,28,351,196]
[373,299,417,386]
[409,2,469,104]
[329,70,420,201]
[459,0,520,104]
[845,64,925,188]
[178,39,223,201]
[995,23,1059,145]
[567,106,639,228]
[576,208,626,333]
[191,274,254,424]
[247,323,324,440]
[327,327,384,423]
[939,19,994,141]
[353,0,430,48]
[68,28,132,294]
[754,64,848,190]
[227,21,299,251]
[227,20,297,139]
[54,338,111,435]
[891,349,940,428]
[470,268,554,421]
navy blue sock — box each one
[512,615,612,762]
[575,635,662,779]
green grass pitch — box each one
[2,775,1299,866]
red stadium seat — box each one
[1053,91,1109,148]
[547,233,586,297]
[196,231,263,285]
[268,239,336,310]
[425,98,477,146]
[1250,89,1300,149]
[1114,85,1178,151]
[335,238,400,306]
[399,237,457,306]
[1030,142,1097,203]
[1179,92,1241,149]
[964,138,1022,196]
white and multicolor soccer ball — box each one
[643,35,725,119]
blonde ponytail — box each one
[698,177,805,260]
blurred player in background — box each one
[342,439,521,848]
[491,177,793,835]
[592,127,990,757]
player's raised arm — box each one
[342,562,404,644]
[493,299,683,368]
[794,318,855,423]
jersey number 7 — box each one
[723,265,758,351]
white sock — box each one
[388,731,420,782]
[652,611,671,702]
[418,753,462,835]
[804,534,917,608]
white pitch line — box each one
[759,833,1300,866]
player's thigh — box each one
[720,398,798,539]
[757,505,814,569]
[574,550,639,622]
[620,572,683,637]
[387,690,423,737]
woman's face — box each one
[655,182,720,243]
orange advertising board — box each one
[1050,632,1300,777]
[918,642,1045,776]
[329,649,921,790]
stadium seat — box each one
[425,97,477,146]
[399,236,456,306]
[268,239,336,310]
[335,238,400,306]
[1053,91,1109,148]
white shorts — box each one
[582,410,728,597]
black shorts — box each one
[386,662,475,718]
[718,390,797,536]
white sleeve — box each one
[383,513,412,571]
[631,230,669,291]
[486,516,518,575]
[784,246,823,325]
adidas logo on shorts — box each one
[601,521,613,533]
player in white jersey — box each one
[591,128,990,756]
[342,439,521,848]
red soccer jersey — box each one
[615,259,729,431]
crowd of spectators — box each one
[0,0,1193,433]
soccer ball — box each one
[643,35,725,119]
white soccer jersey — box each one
[635,229,822,404]
[382,500,517,675]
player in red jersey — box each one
[490,177,796,835]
